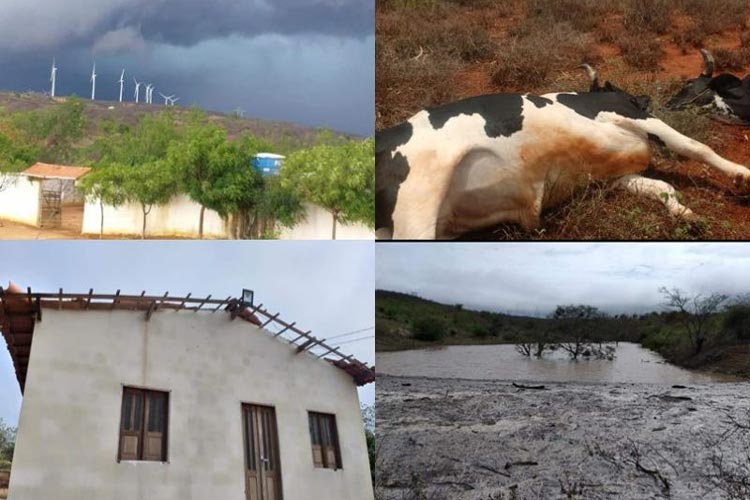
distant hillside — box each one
[0,91,348,154]
[376,290,647,352]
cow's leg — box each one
[623,118,750,188]
[615,174,697,220]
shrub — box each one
[714,48,750,73]
[472,325,491,338]
[412,317,446,341]
[624,0,673,35]
[724,306,750,341]
[618,36,665,69]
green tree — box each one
[281,138,374,239]
[168,120,234,238]
[78,164,129,239]
[0,418,16,467]
[412,317,446,342]
[551,304,605,359]
[12,97,85,163]
[660,287,728,354]
[123,162,178,239]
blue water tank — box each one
[252,153,285,177]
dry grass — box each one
[376,0,750,239]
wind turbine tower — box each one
[118,69,125,102]
[50,59,57,97]
[134,78,142,103]
[90,62,97,100]
[146,84,154,104]
[171,97,180,107]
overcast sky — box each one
[0,241,374,427]
[377,243,750,317]
[0,0,374,135]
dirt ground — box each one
[376,375,750,500]
[376,1,750,239]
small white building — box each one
[1,285,375,500]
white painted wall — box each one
[9,309,373,500]
[0,175,40,226]
[279,203,374,240]
[81,194,228,238]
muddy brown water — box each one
[377,342,738,383]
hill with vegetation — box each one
[376,289,750,378]
[0,92,374,239]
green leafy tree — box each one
[12,97,85,163]
[0,130,34,194]
[551,304,605,359]
[123,162,178,239]
[659,287,728,354]
[0,418,16,467]
[78,164,129,239]
[281,138,375,239]
[168,120,234,238]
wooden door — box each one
[244,404,283,500]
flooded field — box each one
[376,342,738,384]
[376,375,750,500]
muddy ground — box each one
[376,375,750,500]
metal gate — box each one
[40,189,62,228]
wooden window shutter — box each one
[308,412,342,469]
[309,414,324,467]
[119,389,141,461]
[118,387,168,462]
[143,391,167,461]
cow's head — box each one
[580,63,652,111]
[666,49,730,110]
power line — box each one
[330,335,374,347]
[325,326,374,342]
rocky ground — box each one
[376,375,750,500]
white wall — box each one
[9,309,373,500]
[0,175,40,226]
[81,194,229,238]
[279,203,374,240]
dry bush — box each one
[618,36,665,69]
[623,0,673,35]
[525,0,618,33]
[494,22,596,90]
[713,47,750,72]
[376,41,461,129]
[673,23,706,52]
[680,0,749,35]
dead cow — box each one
[376,66,750,240]
[666,49,750,124]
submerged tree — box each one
[551,305,605,360]
[659,287,728,354]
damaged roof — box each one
[0,286,375,392]
[23,162,92,180]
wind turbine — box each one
[159,93,175,106]
[134,78,142,103]
[170,97,180,106]
[234,107,245,118]
[50,58,57,97]
[90,62,97,100]
[118,69,125,102]
[146,84,154,104]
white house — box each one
[1,284,375,500]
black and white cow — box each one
[376,66,750,240]
[666,49,750,123]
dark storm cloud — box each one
[376,243,750,316]
[0,0,372,53]
[0,0,374,134]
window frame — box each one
[117,386,170,463]
[307,411,342,470]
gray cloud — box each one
[376,243,750,316]
[0,0,374,134]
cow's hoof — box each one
[733,172,750,192]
